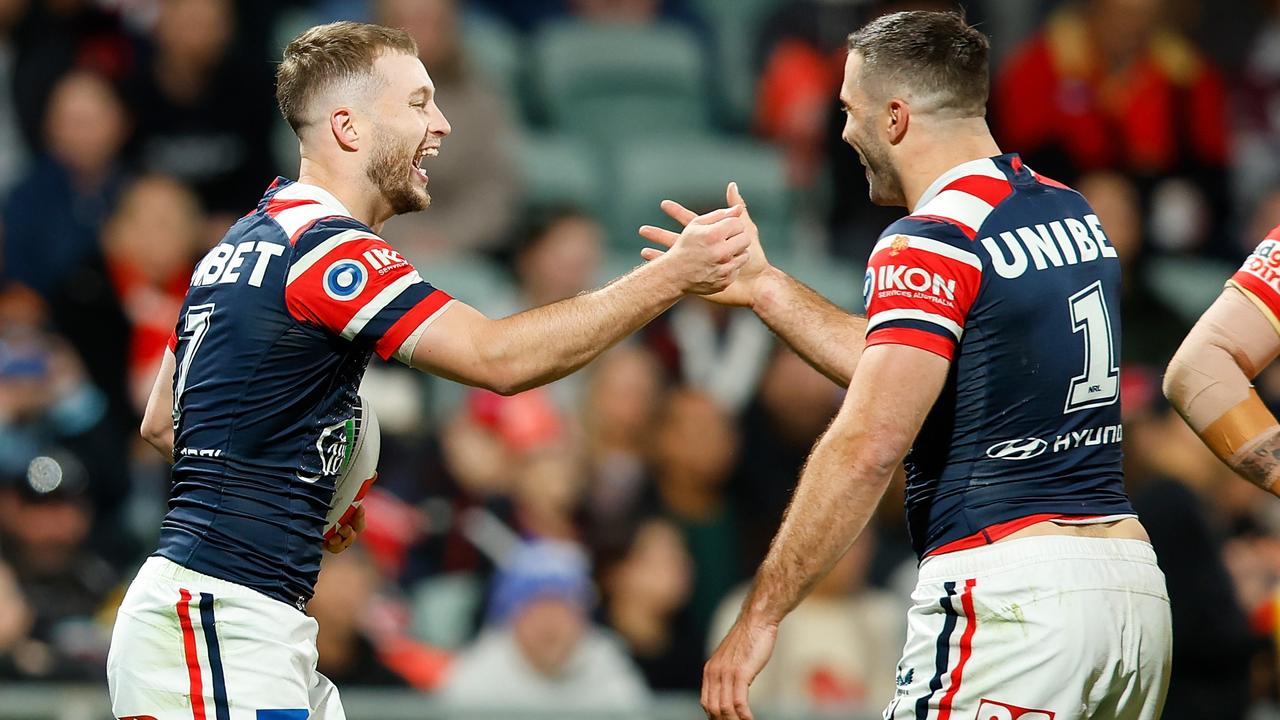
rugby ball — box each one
[323,396,380,540]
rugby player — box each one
[106,22,749,719]
[642,11,1171,720]
[1164,229,1280,493]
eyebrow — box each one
[410,86,431,101]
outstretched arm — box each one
[701,343,948,720]
[639,183,866,387]
[1164,286,1280,492]
[411,206,750,395]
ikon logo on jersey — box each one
[976,699,1054,720]
[323,259,368,301]
[873,265,958,305]
[985,437,1049,460]
[362,246,408,275]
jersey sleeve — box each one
[862,218,983,361]
[1227,226,1280,336]
[285,222,454,364]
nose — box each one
[430,101,451,138]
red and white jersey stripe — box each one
[1228,224,1280,336]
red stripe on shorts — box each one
[176,588,208,720]
[937,578,978,720]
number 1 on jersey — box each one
[173,303,215,428]
[1065,281,1119,413]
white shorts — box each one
[107,556,345,720]
[884,536,1171,720]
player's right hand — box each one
[640,182,772,307]
[646,203,750,296]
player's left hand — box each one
[701,614,778,720]
[323,504,366,554]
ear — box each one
[330,108,359,152]
[886,98,910,145]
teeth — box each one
[425,148,438,157]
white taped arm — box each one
[1164,288,1280,490]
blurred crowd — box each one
[1,0,1280,717]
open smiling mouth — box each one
[412,146,438,184]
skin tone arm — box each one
[1164,287,1280,492]
[412,206,750,395]
[639,183,868,387]
[700,343,949,720]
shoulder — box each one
[870,216,983,273]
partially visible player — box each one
[641,11,1170,720]
[1164,229,1280,490]
[106,22,750,720]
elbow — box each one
[1162,346,1201,416]
[140,416,170,453]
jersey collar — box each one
[270,177,354,218]
[913,154,1016,211]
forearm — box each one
[485,259,684,393]
[1231,428,1280,492]
[741,427,892,625]
[753,267,866,387]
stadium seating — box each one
[461,11,524,110]
[610,136,790,254]
[531,20,710,140]
[517,131,607,216]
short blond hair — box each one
[276,21,418,132]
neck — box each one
[901,118,1002,212]
[297,156,391,231]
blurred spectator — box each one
[707,533,903,712]
[0,458,118,680]
[376,0,521,256]
[733,349,841,563]
[101,175,203,415]
[647,387,746,648]
[513,207,604,309]
[1123,372,1254,720]
[440,540,650,711]
[4,69,128,294]
[0,284,130,537]
[122,0,275,227]
[310,548,415,688]
[642,300,773,413]
[753,0,869,186]
[2,69,131,416]
[1236,1,1280,216]
[994,0,1231,255]
[10,0,134,152]
[596,515,701,692]
[581,345,664,547]
[0,0,28,197]
[509,440,588,542]
[1077,171,1189,365]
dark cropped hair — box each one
[846,10,989,118]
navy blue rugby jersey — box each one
[157,178,454,608]
[861,154,1135,558]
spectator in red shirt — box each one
[994,0,1230,254]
